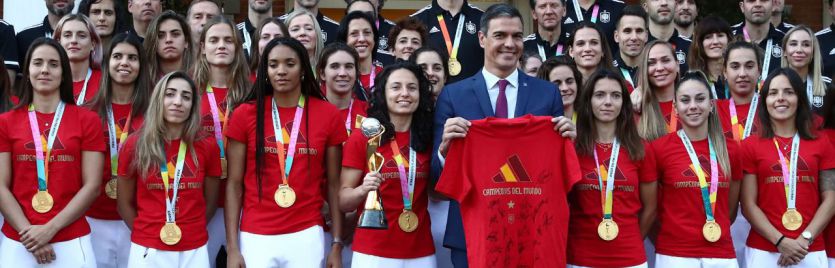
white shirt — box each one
[482,68,519,119]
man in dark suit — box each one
[431,4,576,267]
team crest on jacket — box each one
[466,21,477,34]
[378,36,389,50]
[814,95,824,108]
[676,51,686,64]
[320,30,327,42]
[600,11,611,23]
[772,45,783,58]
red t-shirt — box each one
[72,69,102,104]
[224,97,347,235]
[117,135,221,250]
[716,99,760,142]
[741,133,835,252]
[338,100,368,136]
[822,130,835,257]
[658,101,681,131]
[646,133,742,258]
[201,87,229,207]
[342,131,435,258]
[567,141,655,267]
[86,103,145,220]
[436,115,581,268]
[359,65,384,96]
[0,105,105,242]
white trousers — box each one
[568,262,648,268]
[206,208,226,268]
[0,234,96,268]
[828,258,835,268]
[240,226,324,268]
[655,253,739,268]
[744,247,827,268]
[731,208,752,268]
[351,251,436,268]
[127,243,208,268]
[87,217,130,268]
[428,199,453,268]
[323,231,353,267]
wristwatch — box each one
[802,231,814,244]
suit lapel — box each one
[471,74,495,117]
[515,73,530,117]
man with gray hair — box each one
[16,0,74,63]
[187,0,222,45]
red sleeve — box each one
[0,114,8,152]
[740,138,757,175]
[326,107,348,147]
[203,139,222,177]
[341,132,367,170]
[728,141,744,181]
[562,138,582,190]
[81,109,106,152]
[817,135,835,170]
[638,141,658,183]
[435,139,470,202]
[117,136,138,179]
[225,103,251,143]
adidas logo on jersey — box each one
[564,17,575,24]
[830,48,835,55]
[430,26,440,33]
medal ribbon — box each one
[774,134,800,211]
[390,136,417,210]
[436,14,465,61]
[27,102,65,191]
[743,26,774,90]
[678,130,719,221]
[572,0,600,23]
[806,76,814,103]
[729,95,758,141]
[667,106,678,133]
[620,68,634,89]
[271,96,306,185]
[106,105,132,176]
[537,43,565,60]
[345,98,354,135]
[75,68,93,105]
[160,141,187,223]
[592,140,620,220]
[206,86,228,159]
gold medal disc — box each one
[220,158,228,178]
[274,184,297,208]
[702,220,722,242]
[782,209,803,231]
[159,222,183,245]
[105,178,118,199]
[32,191,54,213]
[398,210,419,232]
[448,59,462,76]
[597,219,619,241]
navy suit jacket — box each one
[431,70,564,251]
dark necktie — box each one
[495,79,508,118]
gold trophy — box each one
[357,118,388,229]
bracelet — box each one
[332,239,344,246]
[775,235,786,247]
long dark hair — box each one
[248,37,324,199]
[78,0,131,36]
[88,33,152,122]
[0,55,10,113]
[757,68,816,140]
[568,21,615,72]
[408,46,449,87]
[574,69,643,160]
[688,15,732,78]
[16,38,76,109]
[367,62,434,152]
[536,55,583,90]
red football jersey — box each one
[342,131,435,258]
[86,103,145,220]
[201,87,229,207]
[716,99,760,141]
[224,97,347,235]
[0,105,105,242]
[338,100,368,136]
[741,133,835,252]
[436,115,581,268]
[658,101,681,132]
[359,65,384,97]
[821,130,835,257]
[118,135,222,251]
[72,69,102,104]
[646,133,742,258]
[567,141,655,267]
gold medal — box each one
[159,222,183,245]
[448,59,462,76]
[702,220,722,242]
[105,178,118,199]
[398,210,419,232]
[32,191,54,213]
[597,219,619,241]
[782,209,803,231]
[274,184,296,208]
[220,157,228,178]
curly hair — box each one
[367,62,434,152]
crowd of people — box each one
[4,0,835,267]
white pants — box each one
[568,263,648,268]
[744,247,827,268]
[240,226,324,268]
[323,231,353,267]
[0,235,96,268]
[206,208,226,268]
[351,251,436,268]
[829,258,835,268]
[655,253,739,268]
[87,217,130,268]
[127,243,208,268]
[731,208,752,268]
[428,199,453,268]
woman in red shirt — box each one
[117,71,221,267]
[568,69,656,268]
[224,37,346,268]
[192,16,253,266]
[819,82,835,267]
[637,41,682,141]
[409,47,448,101]
[0,38,105,266]
[53,14,103,106]
[85,32,151,268]
[647,71,742,266]
[740,68,835,267]
[144,11,194,82]
[537,56,583,122]
[716,41,763,142]
[338,11,384,98]
[339,61,435,267]
[319,42,368,136]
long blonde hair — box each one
[192,16,252,113]
[284,10,324,73]
[53,14,102,69]
[678,71,732,176]
[133,72,202,178]
[781,25,826,99]
[638,40,680,140]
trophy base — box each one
[357,209,388,229]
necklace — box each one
[596,142,613,152]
